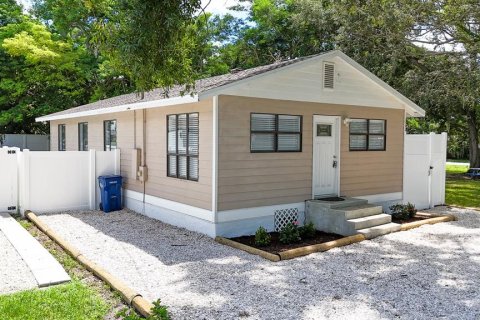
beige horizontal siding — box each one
[217,94,405,211]
[49,98,213,210]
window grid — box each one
[58,124,66,151]
[349,119,387,151]
[167,113,199,181]
[250,113,303,153]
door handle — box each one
[333,160,338,168]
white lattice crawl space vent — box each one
[274,208,299,232]
[323,62,335,89]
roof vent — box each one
[323,62,335,89]
[230,67,243,74]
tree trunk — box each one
[467,110,480,167]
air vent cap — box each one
[324,63,335,89]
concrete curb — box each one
[400,213,456,231]
[215,236,280,261]
[25,211,153,318]
[216,234,366,261]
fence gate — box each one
[0,148,18,212]
[403,133,447,210]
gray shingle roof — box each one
[44,55,319,118]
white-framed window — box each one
[349,119,386,151]
[250,113,302,152]
[104,120,117,151]
[167,113,199,181]
[58,124,66,151]
[78,122,88,151]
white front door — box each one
[312,115,340,197]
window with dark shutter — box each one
[349,119,386,151]
[167,113,199,181]
[250,113,302,152]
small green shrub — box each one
[116,299,170,320]
[254,226,271,246]
[389,202,417,220]
[279,222,301,244]
[299,222,316,239]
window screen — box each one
[349,119,386,151]
[78,122,88,151]
[167,113,199,181]
[58,124,66,151]
[104,120,117,151]
[251,113,302,152]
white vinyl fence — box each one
[403,133,447,209]
[0,147,120,214]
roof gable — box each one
[37,50,424,122]
[200,50,424,117]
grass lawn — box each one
[0,280,108,320]
[1,219,127,320]
[446,164,480,209]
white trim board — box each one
[211,96,219,220]
[216,202,306,223]
[124,189,214,222]
[356,192,403,203]
[36,95,199,122]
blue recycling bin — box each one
[98,175,123,213]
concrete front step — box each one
[333,204,383,219]
[309,198,368,209]
[347,213,392,230]
[357,222,401,240]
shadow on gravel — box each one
[41,210,230,266]
[39,208,480,319]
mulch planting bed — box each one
[231,231,343,254]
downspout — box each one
[133,110,136,149]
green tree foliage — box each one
[2,0,479,167]
[92,0,202,93]
[0,4,92,133]
[409,0,480,166]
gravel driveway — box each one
[38,207,480,319]
[0,230,37,295]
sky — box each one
[16,0,246,17]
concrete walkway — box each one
[0,213,70,288]
[0,228,36,295]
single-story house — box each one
[36,50,425,237]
